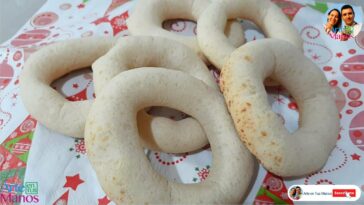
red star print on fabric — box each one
[312,54,320,60]
[77,3,85,9]
[63,174,84,191]
[72,83,79,89]
[336,52,343,58]
[351,153,361,161]
[98,196,111,205]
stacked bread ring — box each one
[19,0,340,204]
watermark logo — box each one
[0,181,39,203]
[288,185,361,201]
[25,182,38,195]
[323,3,362,41]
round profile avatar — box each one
[289,186,302,200]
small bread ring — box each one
[93,36,219,153]
[197,0,303,69]
[85,68,254,204]
[126,0,245,61]
[20,37,116,138]
[220,39,339,177]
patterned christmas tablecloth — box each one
[0,0,363,204]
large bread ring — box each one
[20,37,116,138]
[85,68,254,204]
[92,36,218,153]
[197,0,303,69]
[20,36,211,154]
[126,0,245,61]
[220,39,339,177]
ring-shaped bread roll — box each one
[20,37,116,138]
[220,39,339,177]
[85,68,254,204]
[92,36,219,153]
[197,0,303,69]
[126,0,245,61]
[20,36,211,154]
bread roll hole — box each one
[162,19,197,36]
[238,19,266,41]
[51,67,94,102]
[146,106,189,120]
[265,85,299,133]
[139,106,213,184]
[137,106,207,154]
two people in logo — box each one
[289,186,302,200]
[324,4,362,41]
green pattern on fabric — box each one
[256,187,289,205]
[307,2,329,13]
[0,167,26,205]
[4,132,34,163]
